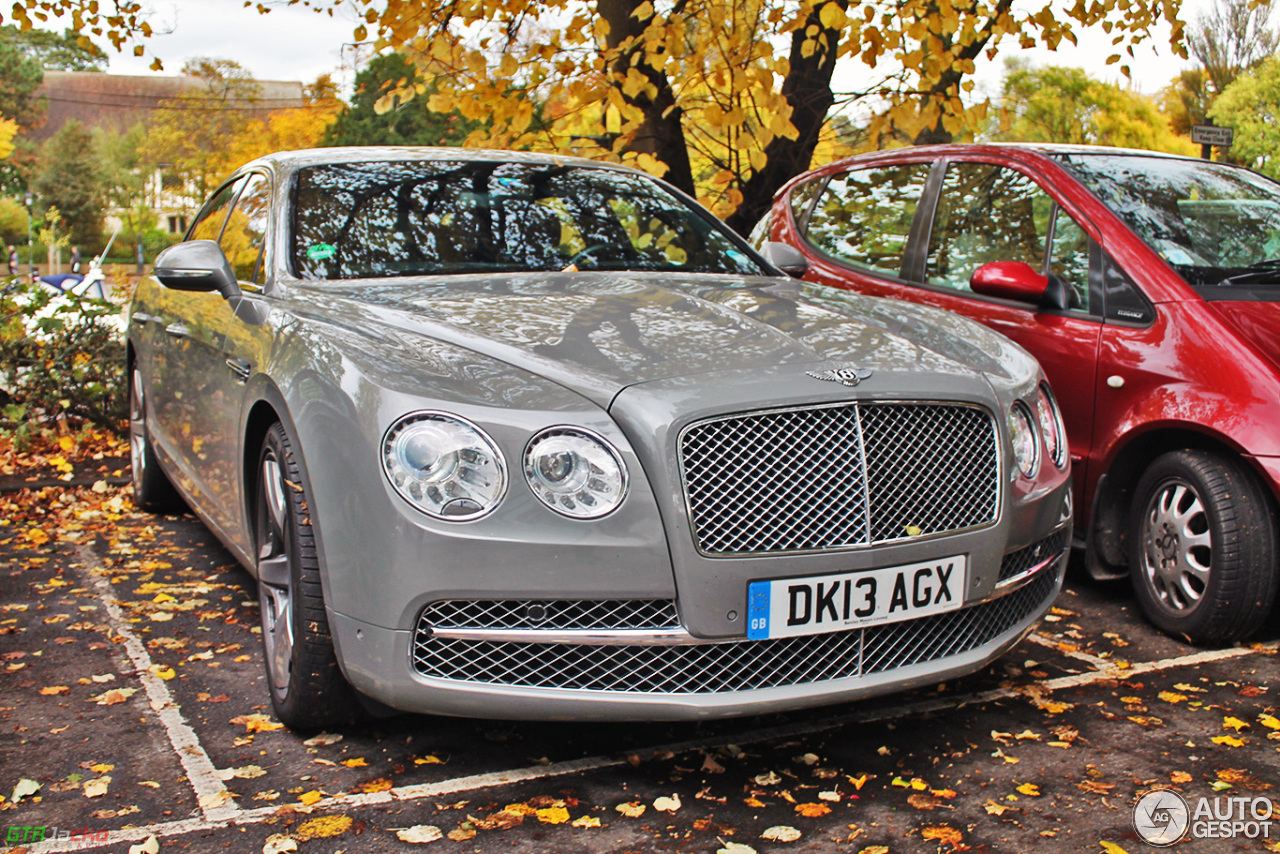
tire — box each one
[128,366,185,514]
[1129,449,1279,643]
[255,422,362,729]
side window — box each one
[1049,210,1091,312]
[926,164,1049,291]
[804,163,931,277]
[188,178,245,243]
[220,173,270,284]
[788,175,824,234]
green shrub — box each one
[0,279,125,432]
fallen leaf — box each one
[83,776,110,798]
[229,713,283,733]
[356,778,394,793]
[819,790,842,802]
[1223,716,1250,732]
[11,778,40,803]
[294,814,353,839]
[262,835,298,854]
[702,754,726,774]
[536,806,571,824]
[128,836,160,854]
[1170,771,1193,784]
[1217,769,1272,790]
[754,771,781,786]
[761,826,802,842]
[717,843,758,854]
[1078,780,1116,795]
[615,802,645,818]
[447,827,477,841]
[1158,691,1187,704]
[92,686,138,705]
[653,795,681,813]
[1016,783,1041,797]
[214,765,266,781]
[39,685,69,695]
[984,799,1015,816]
[922,825,963,845]
[341,757,368,768]
[571,815,601,828]
[1261,714,1280,730]
[414,755,445,765]
[1212,735,1245,748]
[1099,842,1131,854]
[298,790,324,805]
[302,732,343,746]
[396,825,443,843]
[795,802,831,817]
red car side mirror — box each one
[970,261,1070,312]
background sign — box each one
[1191,124,1234,147]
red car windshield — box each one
[1056,153,1280,288]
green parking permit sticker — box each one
[307,243,336,261]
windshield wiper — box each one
[1216,258,1280,286]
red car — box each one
[755,144,1280,643]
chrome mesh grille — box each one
[419,599,680,631]
[680,403,999,555]
[998,528,1071,583]
[410,569,1057,693]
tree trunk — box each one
[596,0,696,197]
[724,2,844,236]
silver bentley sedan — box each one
[127,148,1072,729]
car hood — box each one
[296,272,1033,408]
[1207,299,1280,373]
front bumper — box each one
[329,526,1067,721]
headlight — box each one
[1009,402,1039,479]
[1035,383,1068,469]
[524,427,627,519]
[382,413,506,520]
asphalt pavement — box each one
[2,482,1278,854]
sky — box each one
[90,0,1212,98]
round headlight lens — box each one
[382,413,506,520]
[1009,403,1040,479]
[524,428,627,519]
[1035,384,1068,469]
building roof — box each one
[30,71,305,142]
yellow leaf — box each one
[1158,691,1186,704]
[1212,735,1245,748]
[653,795,681,812]
[1262,714,1280,730]
[295,815,352,839]
[413,755,444,765]
[1016,783,1041,796]
[795,802,831,817]
[1223,716,1249,732]
[39,685,69,695]
[298,790,323,805]
[356,778,393,793]
[537,806,570,824]
[571,816,601,828]
[1100,842,1132,854]
[748,148,767,172]
[615,802,646,817]
[230,713,283,732]
[984,799,1013,816]
[631,1,653,19]
[922,826,963,845]
[341,758,368,768]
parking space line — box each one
[77,545,241,824]
[1026,631,1115,670]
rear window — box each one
[291,160,766,279]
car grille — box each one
[409,568,1057,693]
[419,599,681,631]
[998,528,1071,583]
[679,402,999,555]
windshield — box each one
[291,160,766,279]
[1056,154,1280,287]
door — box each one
[905,160,1103,498]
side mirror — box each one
[153,240,240,299]
[763,241,809,278]
[970,261,1069,312]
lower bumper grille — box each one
[999,528,1071,583]
[410,567,1059,694]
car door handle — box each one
[164,322,189,339]
[226,358,251,382]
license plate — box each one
[746,555,967,640]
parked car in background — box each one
[126,147,1071,729]
[755,144,1280,643]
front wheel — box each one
[255,422,361,729]
[1129,449,1279,643]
